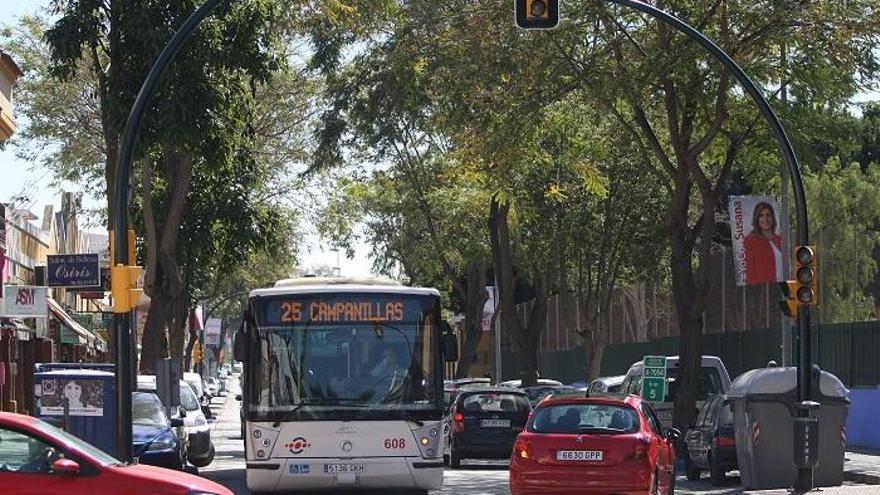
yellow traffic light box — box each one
[515,0,559,29]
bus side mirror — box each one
[233,328,247,363]
[441,322,458,362]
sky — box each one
[0,0,374,278]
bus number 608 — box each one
[384,438,406,449]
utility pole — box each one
[780,43,792,366]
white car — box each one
[136,375,215,467]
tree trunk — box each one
[139,148,195,373]
[455,261,489,379]
[586,335,607,382]
[489,196,549,388]
[139,299,168,373]
[667,180,703,430]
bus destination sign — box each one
[257,294,428,326]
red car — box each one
[0,411,232,495]
[510,394,679,495]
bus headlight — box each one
[420,437,430,446]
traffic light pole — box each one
[601,0,813,489]
[111,0,226,464]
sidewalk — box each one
[844,450,880,485]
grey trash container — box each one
[727,366,848,490]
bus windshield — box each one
[247,292,441,421]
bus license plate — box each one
[480,419,511,428]
[556,450,603,461]
[323,464,366,474]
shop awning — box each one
[47,298,107,350]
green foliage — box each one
[2,16,106,197]
[805,159,880,321]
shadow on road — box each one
[448,463,511,472]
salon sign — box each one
[47,253,101,287]
[1,285,48,318]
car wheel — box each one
[449,446,461,469]
[189,445,215,468]
[684,454,701,481]
[709,454,726,486]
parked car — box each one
[498,378,563,388]
[183,372,209,402]
[509,393,680,495]
[136,375,215,467]
[0,411,232,495]
[132,392,187,470]
[205,377,217,397]
[523,385,579,406]
[620,356,732,427]
[444,387,532,468]
[684,394,737,485]
[587,375,625,394]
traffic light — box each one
[794,245,818,306]
[192,342,202,364]
[515,0,559,30]
[778,245,818,319]
[110,229,144,313]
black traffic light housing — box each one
[515,0,559,29]
[779,245,818,319]
[794,246,818,306]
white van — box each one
[620,355,732,427]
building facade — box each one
[0,50,23,143]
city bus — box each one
[233,277,457,494]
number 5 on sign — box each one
[642,377,666,402]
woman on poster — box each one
[744,202,784,285]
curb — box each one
[844,471,880,485]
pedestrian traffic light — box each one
[110,229,144,313]
[192,342,202,364]
[515,0,559,29]
[778,280,799,319]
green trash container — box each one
[727,366,848,489]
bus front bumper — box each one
[246,457,444,492]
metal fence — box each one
[501,321,880,387]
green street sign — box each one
[643,356,666,368]
[642,377,666,402]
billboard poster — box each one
[728,195,784,286]
[38,378,104,417]
[205,317,222,346]
[481,287,497,332]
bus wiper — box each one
[399,411,424,427]
[271,399,323,427]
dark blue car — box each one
[132,392,186,470]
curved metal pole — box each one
[112,0,225,464]
[604,0,808,245]
[603,1,814,489]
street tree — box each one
[24,0,308,369]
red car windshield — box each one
[529,403,639,434]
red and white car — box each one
[510,393,679,495]
[0,411,232,495]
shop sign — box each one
[47,254,100,287]
[2,286,48,318]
